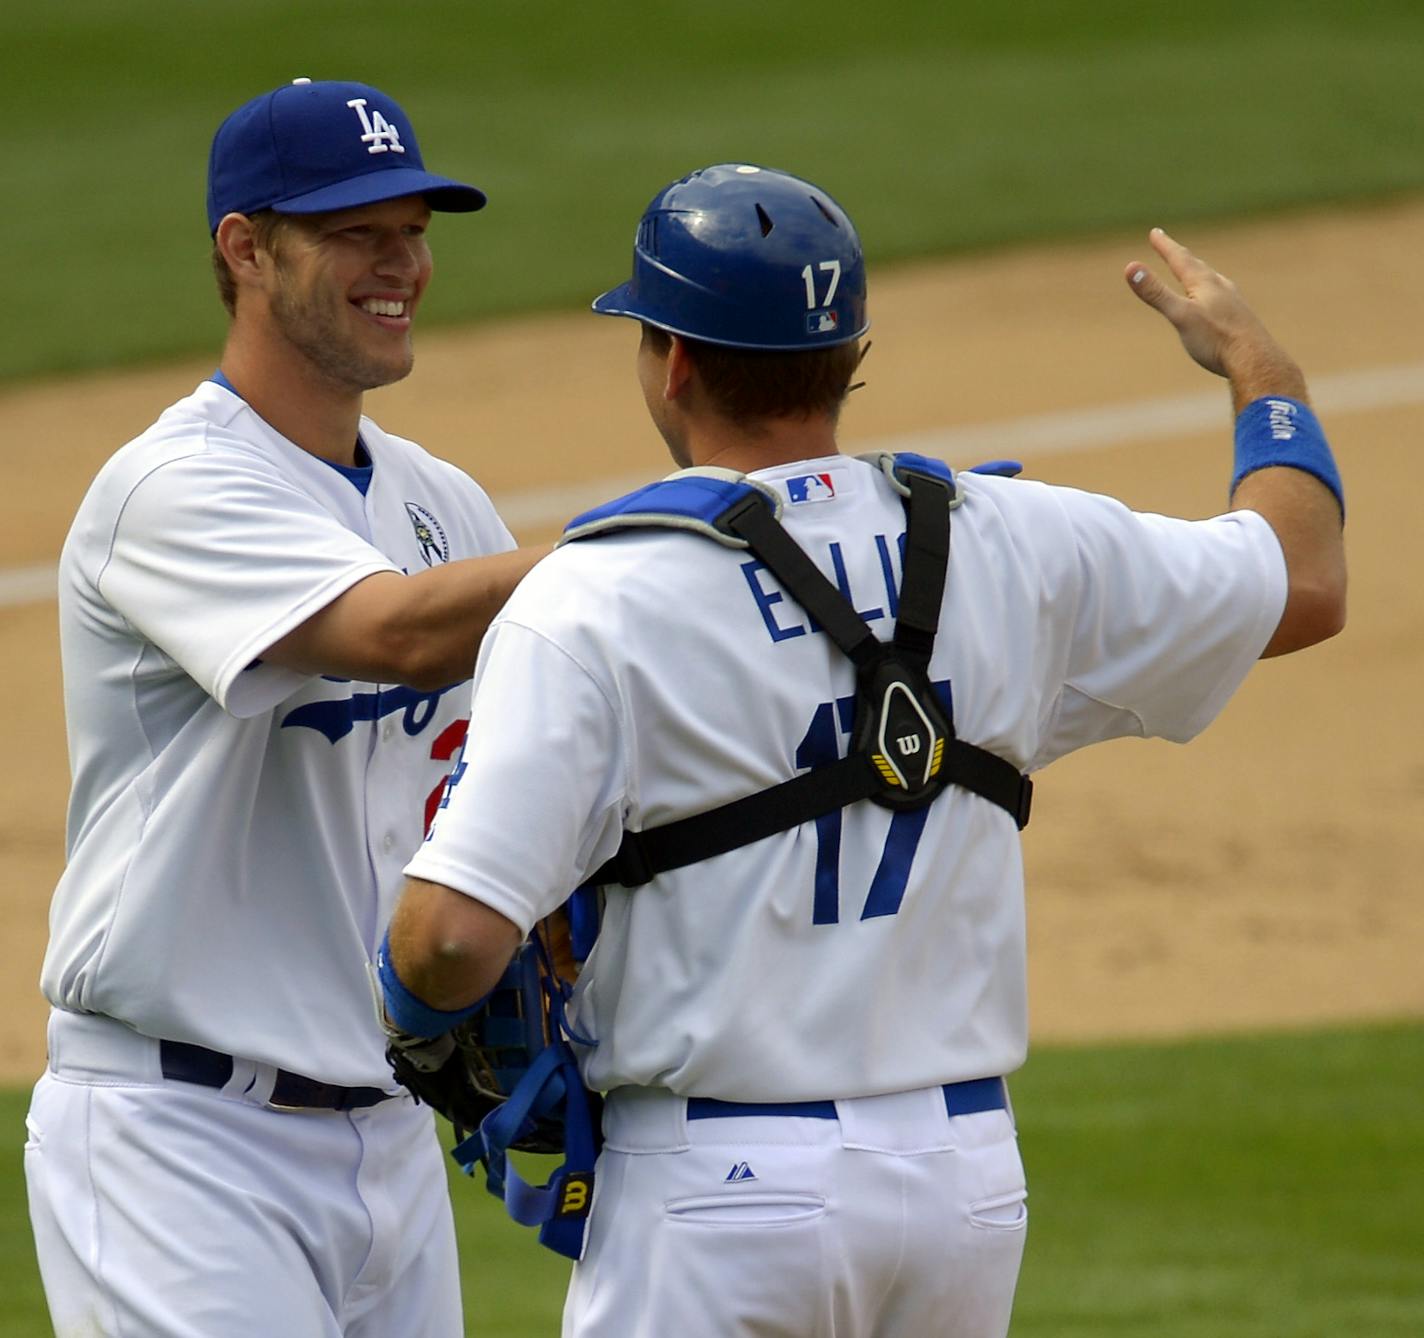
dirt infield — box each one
[3,199,1421,1083]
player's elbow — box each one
[383,633,469,692]
[431,915,525,1003]
[1262,567,1347,658]
[427,930,483,978]
[392,878,524,1008]
[365,595,471,689]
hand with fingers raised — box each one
[1125,228,1306,411]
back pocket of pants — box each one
[969,1188,1027,1231]
[665,1191,826,1226]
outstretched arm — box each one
[1125,229,1346,658]
[263,545,552,689]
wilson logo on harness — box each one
[857,664,947,803]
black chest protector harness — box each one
[562,452,1033,890]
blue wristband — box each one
[1232,397,1344,519]
[378,930,487,1039]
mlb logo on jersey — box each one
[786,473,836,505]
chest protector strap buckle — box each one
[581,455,1033,889]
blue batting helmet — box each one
[591,164,868,351]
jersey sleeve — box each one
[96,452,398,717]
[403,618,628,934]
[1032,490,1288,766]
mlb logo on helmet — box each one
[787,473,836,504]
[807,310,840,335]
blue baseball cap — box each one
[206,78,486,233]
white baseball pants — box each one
[24,1010,462,1337]
[564,1082,1028,1337]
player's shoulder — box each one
[517,520,660,607]
[547,471,755,596]
[955,464,1055,511]
[492,493,706,651]
[954,467,1124,547]
[80,382,269,504]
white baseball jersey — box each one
[42,379,514,1088]
[406,454,1286,1101]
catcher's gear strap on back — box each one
[561,465,784,549]
[563,453,1033,891]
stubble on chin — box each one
[271,279,414,393]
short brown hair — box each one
[211,211,295,316]
[643,324,862,426]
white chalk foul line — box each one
[5,360,1421,609]
[861,360,1424,461]
[490,360,1424,529]
[0,564,60,608]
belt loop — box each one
[45,1009,63,1074]
[46,1010,166,1084]
[225,1060,274,1105]
[835,1086,953,1154]
[601,1087,692,1153]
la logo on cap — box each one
[346,98,405,156]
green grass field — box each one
[5,1023,1420,1335]
[4,0,1423,380]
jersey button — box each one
[381,722,395,742]
[382,833,396,852]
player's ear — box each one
[664,335,694,402]
[215,213,267,297]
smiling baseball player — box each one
[381,166,1347,1335]
[24,80,547,1336]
